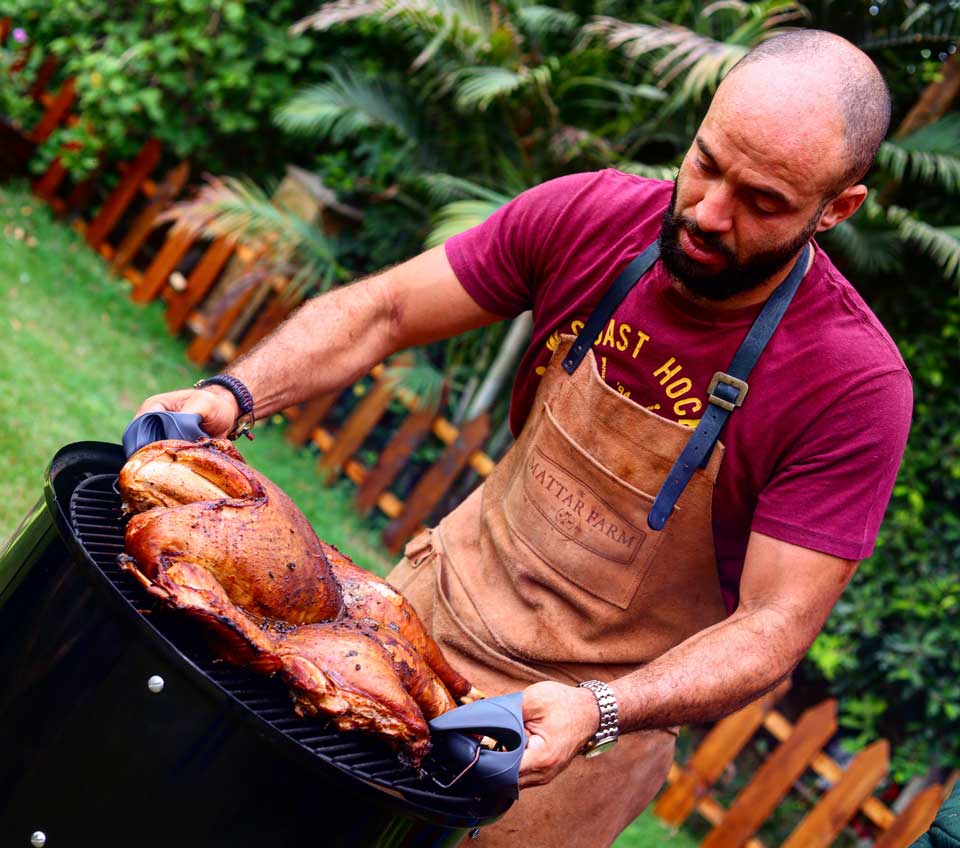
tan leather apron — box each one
[388,330,728,847]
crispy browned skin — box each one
[323,543,473,700]
[121,440,342,625]
[120,554,439,763]
[118,438,471,765]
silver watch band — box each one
[578,679,619,756]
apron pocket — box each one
[385,530,436,594]
[503,402,670,609]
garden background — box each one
[1,1,958,844]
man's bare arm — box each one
[518,532,859,787]
[612,532,858,730]
[138,246,502,436]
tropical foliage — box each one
[5,0,959,780]
[1,0,329,178]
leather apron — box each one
[388,314,729,846]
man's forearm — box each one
[610,605,805,732]
[226,275,396,420]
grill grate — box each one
[69,473,479,806]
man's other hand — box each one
[518,681,599,788]
[136,385,239,440]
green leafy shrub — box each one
[3,0,328,178]
[806,282,960,781]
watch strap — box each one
[578,679,619,755]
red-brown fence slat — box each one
[165,237,234,333]
[317,360,409,485]
[655,680,791,826]
[112,161,189,273]
[234,290,294,358]
[354,398,441,516]
[762,710,897,830]
[64,164,103,216]
[28,77,76,144]
[29,55,58,100]
[873,784,945,848]
[782,739,889,848]
[131,225,195,304]
[185,268,267,366]
[383,413,490,554]
[84,138,162,250]
[285,394,340,447]
[701,699,838,848]
[31,147,77,202]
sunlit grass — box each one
[0,181,391,575]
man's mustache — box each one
[667,213,736,262]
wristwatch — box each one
[578,679,619,757]
[194,374,256,440]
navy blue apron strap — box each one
[648,243,812,531]
[562,242,661,375]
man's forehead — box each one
[700,65,847,191]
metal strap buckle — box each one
[707,372,749,412]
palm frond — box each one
[275,66,421,145]
[618,161,679,181]
[162,176,344,282]
[291,0,381,32]
[516,5,579,41]
[888,205,960,283]
[582,17,745,96]
[582,2,807,101]
[453,66,525,111]
[426,198,505,247]
[293,0,496,66]
[877,115,960,193]
[452,62,555,111]
[555,75,667,110]
[383,352,446,413]
[418,173,514,205]
[819,220,903,276]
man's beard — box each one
[659,182,822,301]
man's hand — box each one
[136,385,239,440]
[518,681,599,788]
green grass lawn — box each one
[0,181,698,847]
[0,182,391,574]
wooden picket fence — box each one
[1,17,501,556]
[4,25,956,846]
[656,681,955,847]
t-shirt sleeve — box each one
[750,367,913,560]
[444,173,599,317]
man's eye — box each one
[753,197,778,215]
[696,158,716,174]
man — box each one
[137,30,912,846]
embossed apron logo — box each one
[524,449,645,564]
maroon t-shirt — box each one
[446,170,912,612]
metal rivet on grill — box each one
[147,675,165,694]
[30,832,46,847]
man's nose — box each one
[695,183,734,234]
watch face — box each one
[584,737,618,758]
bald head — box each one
[722,30,891,193]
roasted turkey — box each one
[117,438,474,765]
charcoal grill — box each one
[0,442,512,847]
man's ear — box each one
[816,184,868,232]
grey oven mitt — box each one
[122,412,209,458]
[427,692,526,800]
